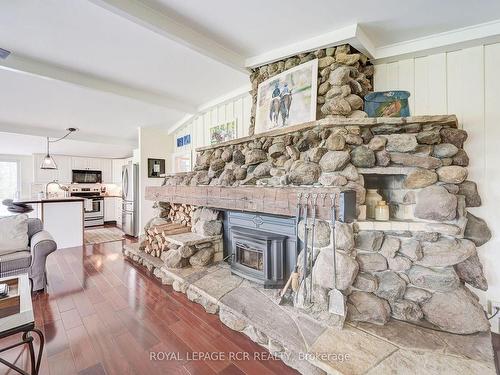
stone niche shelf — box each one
[195,115,458,152]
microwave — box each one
[72,170,102,184]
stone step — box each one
[163,232,222,246]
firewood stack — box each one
[168,203,193,227]
[142,222,191,258]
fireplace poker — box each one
[301,193,310,302]
[291,192,303,293]
[278,192,303,305]
[308,193,319,304]
[328,194,346,316]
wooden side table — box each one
[0,274,44,375]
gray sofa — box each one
[0,218,57,291]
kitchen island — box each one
[15,197,84,249]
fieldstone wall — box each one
[293,218,490,334]
[248,44,374,135]
[157,116,492,334]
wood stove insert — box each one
[229,226,287,288]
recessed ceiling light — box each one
[0,48,11,60]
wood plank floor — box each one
[0,237,298,375]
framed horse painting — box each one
[255,59,318,134]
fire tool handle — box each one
[330,194,337,289]
[302,193,310,281]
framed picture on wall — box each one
[176,134,191,147]
[209,119,237,145]
[255,59,318,134]
[148,158,165,178]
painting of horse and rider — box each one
[255,59,318,134]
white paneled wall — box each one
[374,44,500,320]
[171,94,252,171]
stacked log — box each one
[167,203,193,227]
[142,223,190,258]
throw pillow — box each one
[0,214,29,254]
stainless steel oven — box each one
[70,185,104,227]
[83,197,104,227]
[72,170,102,184]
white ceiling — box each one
[0,132,132,158]
[146,0,500,55]
[0,69,180,142]
[1,0,500,157]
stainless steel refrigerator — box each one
[122,163,138,237]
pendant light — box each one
[40,128,78,170]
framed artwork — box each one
[209,119,237,145]
[148,158,165,178]
[255,59,318,134]
[176,134,191,147]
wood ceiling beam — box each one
[0,53,197,113]
[88,0,246,73]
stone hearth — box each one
[123,243,496,374]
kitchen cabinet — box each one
[71,157,88,170]
[104,197,116,222]
[34,154,115,184]
[115,197,122,227]
[56,155,72,183]
[86,158,101,170]
[100,159,113,183]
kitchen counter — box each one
[14,198,84,249]
[15,197,85,204]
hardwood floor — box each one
[0,238,298,375]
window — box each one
[0,160,19,215]
[173,153,192,173]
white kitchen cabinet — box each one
[71,157,88,170]
[115,197,122,227]
[71,157,103,171]
[55,155,72,183]
[87,158,101,171]
[100,159,113,183]
[104,197,116,222]
[34,154,115,184]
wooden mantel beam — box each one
[146,185,347,221]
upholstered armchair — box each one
[0,218,57,291]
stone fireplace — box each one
[124,113,496,374]
[142,113,492,335]
[122,44,495,374]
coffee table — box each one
[0,274,44,375]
